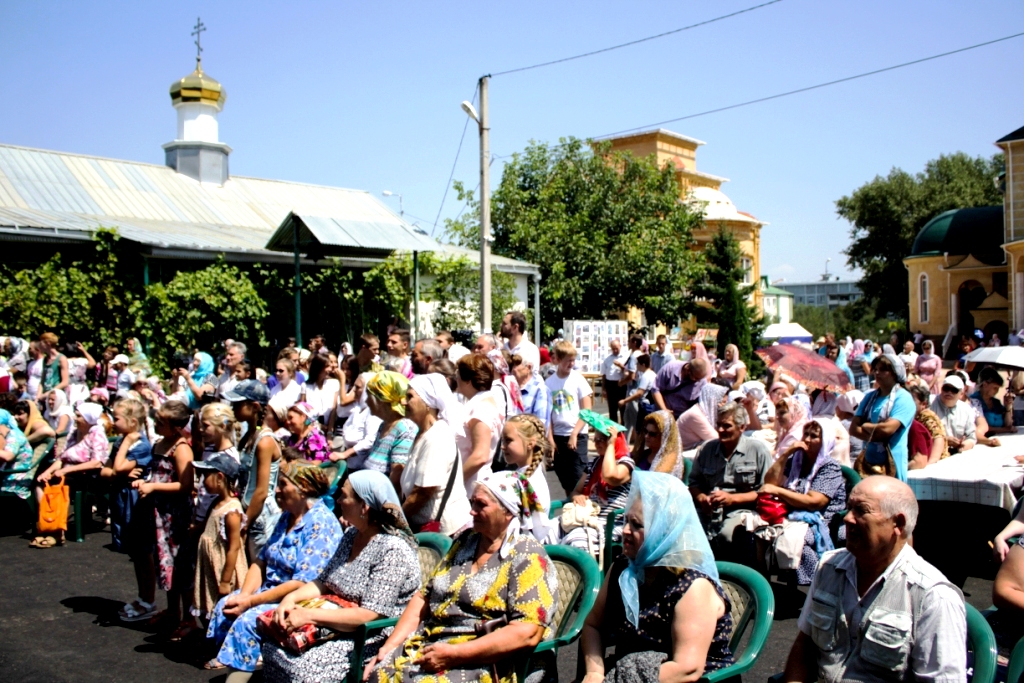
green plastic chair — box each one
[965,603,997,683]
[700,561,775,682]
[1007,632,1024,683]
[769,602,995,683]
[829,465,862,547]
[346,532,453,683]
[513,544,603,682]
[549,498,564,519]
[683,456,692,485]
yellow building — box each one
[903,124,1024,353]
[601,129,766,320]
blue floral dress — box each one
[0,410,36,499]
[207,499,343,671]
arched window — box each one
[919,274,929,323]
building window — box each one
[919,274,929,323]
[741,257,752,284]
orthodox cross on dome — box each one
[191,17,206,67]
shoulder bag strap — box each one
[434,441,461,524]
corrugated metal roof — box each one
[0,143,443,257]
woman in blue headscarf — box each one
[580,471,734,683]
[179,352,216,410]
[262,470,420,683]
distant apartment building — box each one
[777,281,862,308]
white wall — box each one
[176,102,220,142]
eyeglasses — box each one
[941,386,959,394]
[644,430,659,438]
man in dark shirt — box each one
[651,357,709,419]
[690,401,771,561]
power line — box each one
[600,31,1024,138]
[431,84,479,237]
[491,0,784,77]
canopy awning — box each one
[762,322,814,343]
[265,211,442,257]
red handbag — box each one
[257,595,358,654]
[755,492,790,525]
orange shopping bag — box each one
[38,477,70,533]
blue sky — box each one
[2,0,1022,283]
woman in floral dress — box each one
[263,470,421,683]
[0,409,36,500]
[368,471,558,683]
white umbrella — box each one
[963,345,1024,370]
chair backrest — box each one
[840,465,861,499]
[966,603,997,683]
[30,436,55,469]
[543,544,602,642]
[683,456,692,485]
[414,532,453,586]
[549,499,565,520]
[715,561,776,677]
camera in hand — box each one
[171,352,193,371]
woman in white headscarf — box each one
[400,373,471,534]
[367,471,558,683]
[44,388,75,452]
[760,418,847,584]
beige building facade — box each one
[601,129,766,325]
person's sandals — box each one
[29,535,63,548]
[119,599,158,622]
[203,658,226,670]
[168,620,199,642]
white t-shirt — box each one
[455,391,503,494]
[303,378,341,421]
[898,351,918,368]
[401,420,471,535]
[269,380,301,408]
[545,371,593,436]
[506,338,540,373]
[26,357,42,400]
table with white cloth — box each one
[907,433,1024,513]
[909,430,1024,586]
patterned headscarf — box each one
[279,460,332,498]
[644,410,683,479]
[347,470,416,548]
[367,371,409,416]
[476,470,541,558]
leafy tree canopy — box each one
[791,301,898,342]
[839,152,1004,320]
[446,138,704,337]
[692,225,765,374]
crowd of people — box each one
[3,319,1024,682]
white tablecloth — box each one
[907,432,1024,512]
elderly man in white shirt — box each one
[929,374,977,453]
[782,476,966,683]
[601,338,631,424]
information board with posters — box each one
[563,319,629,374]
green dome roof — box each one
[910,206,1004,264]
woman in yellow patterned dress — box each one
[367,471,558,683]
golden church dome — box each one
[169,62,226,110]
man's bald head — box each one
[688,358,709,381]
[853,476,919,535]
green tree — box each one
[362,251,517,334]
[791,302,898,341]
[839,152,1004,320]
[447,138,703,337]
[139,259,269,372]
[692,226,765,372]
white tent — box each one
[762,322,814,344]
